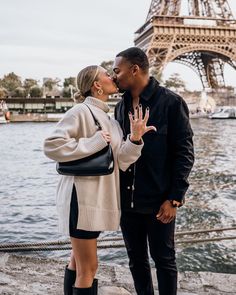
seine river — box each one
[0,119,235,273]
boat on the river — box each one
[209,106,236,119]
[0,100,10,123]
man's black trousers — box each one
[120,211,177,295]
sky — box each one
[0,0,236,90]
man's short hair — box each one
[116,47,149,73]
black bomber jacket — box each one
[114,77,195,213]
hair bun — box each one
[74,90,85,103]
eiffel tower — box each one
[134,0,236,89]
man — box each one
[113,47,194,295]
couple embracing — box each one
[44,47,194,295]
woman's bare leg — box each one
[68,250,76,271]
[71,237,98,288]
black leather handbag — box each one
[56,104,114,176]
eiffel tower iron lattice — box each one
[134,0,236,89]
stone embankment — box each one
[0,254,235,295]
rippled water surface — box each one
[0,119,235,273]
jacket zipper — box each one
[131,163,136,208]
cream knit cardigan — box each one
[44,96,143,235]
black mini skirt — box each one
[69,185,101,239]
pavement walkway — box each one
[0,254,235,295]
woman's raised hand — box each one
[129,104,157,142]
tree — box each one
[100,60,114,75]
[164,73,186,90]
[43,78,54,91]
[12,87,26,97]
[42,78,61,97]
[29,86,43,97]
[63,77,76,98]
[150,67,163,83]
[0,72,22,94]
[63,77,76,88]
[62,87,74,98]
[23,79,38,96]
[0,87,8,98]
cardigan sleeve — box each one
[115,122,144,171]
[44,112,108,162]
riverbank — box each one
[0,254,235,295]
[9,113,64,122]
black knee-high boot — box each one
[92,279,98,295]
[64,265,76,295]
[72,285,93,295]
[72,279,98,295]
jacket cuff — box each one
[126,135,144,152]
[119,135,144,159]
[167,194,185,203]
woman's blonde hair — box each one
[74,65,101,102]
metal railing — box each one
[0,226,235,253]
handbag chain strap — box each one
[84,104,102,131]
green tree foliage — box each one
[164,73,186,90]
[0,87,8,98]
[63,77,76,98]
[100,60,114,75]
[23,79,38,96]
[62,88,72,98]
[0,72,22,93]
[150,67,163,83]
[30,86,43,97]
[12,87,26,97]
[43,78,55,91]
[63,77,76,88]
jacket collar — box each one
[84,96,110,113]
[123,76,160,102]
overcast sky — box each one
[0,0,235,90]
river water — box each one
[0,119,235,273]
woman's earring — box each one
[98,89,103,95]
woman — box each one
[44,65,156,295]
